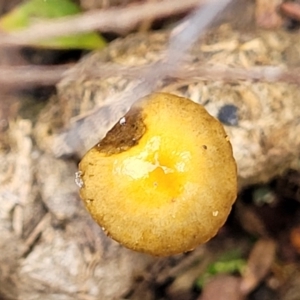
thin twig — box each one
[0,64,71,87]
[66,61,300,85]
[21,213,51,257]
[281,2,300,21]
[176,65,300,85]
[0,0,203,47]
[1,62,299,89]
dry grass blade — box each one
[77,63,300,85]
[2,63,300,89]
[0,64,71,87]
[281,2,300,20]
[199,275,244,300]
[240,239,277,295]
[0,0,204,47]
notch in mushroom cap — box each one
[78,93,237,256]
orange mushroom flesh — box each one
[78,93,237,256]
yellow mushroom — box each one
[78,93,237,256]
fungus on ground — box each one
[78,93,237,256]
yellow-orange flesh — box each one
[79,93,237,256]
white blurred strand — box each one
[53,0,233,157]
[167,0,232,68]
[110,0,233,113]
[111,0,232,110]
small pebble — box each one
[217,104,239,126]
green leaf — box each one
[0,0,106,49]
[195,250,247,289]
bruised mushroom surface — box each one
[78,93,237,256]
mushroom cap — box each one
[79,93,237,256]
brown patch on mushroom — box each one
[95,107,146,155]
